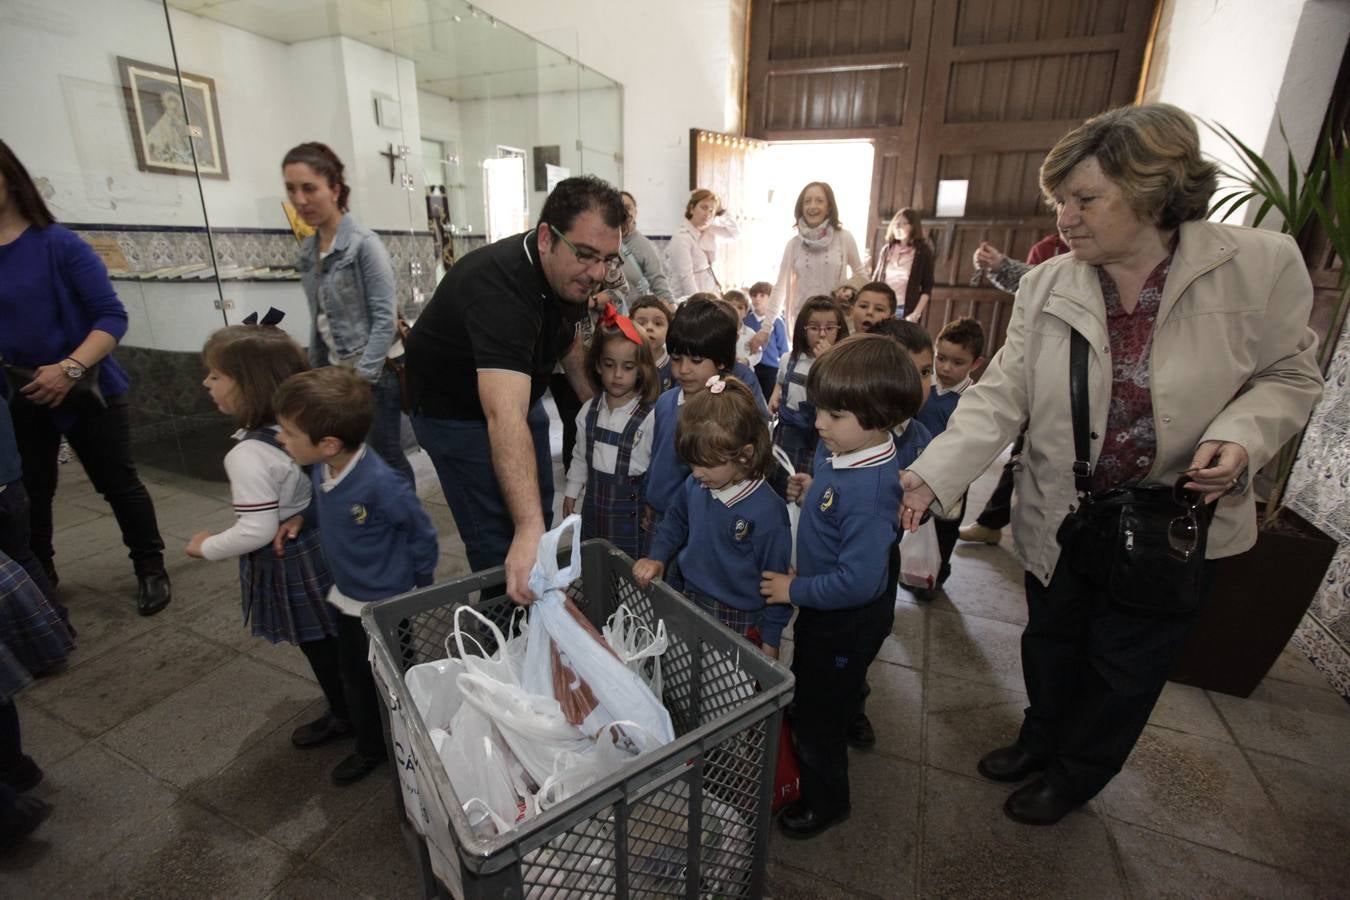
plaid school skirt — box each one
[239,527,339,645]
[583,474,646,560]
[769,421,819,499]
[687,590,760,640]
[0,555,75,700]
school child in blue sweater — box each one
[644,297,744,546]
[273,367,438,787]
[186,324,347,748]
[767,295,848,499]
[629,294,674,392]
[745,280,790,401]
[689,293,771,415]
[634,377,791,656]
[762,334,925,839]
[562,305,660,559]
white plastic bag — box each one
[602,605,667,697]
[899,517,941,590]
[536,720,662,810]
[457,668,594,787]
[437,703,538,836]
[772,445,801,569]
[521,516,675,744]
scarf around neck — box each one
[797,218,834,251]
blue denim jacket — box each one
[297,214,397,382]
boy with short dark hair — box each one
[916,317,987,592]
[761,333,923,839]
[746,281,789,400]
[274,367,438,786]
[850,281,897,334]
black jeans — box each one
[753,363,779,405]
[11,395,165,582]
[932,490,968,585]
[1016,557,1206,802]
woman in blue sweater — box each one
[0,140,170,616]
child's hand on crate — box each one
[632,558,665,588]
[759,569,795,604]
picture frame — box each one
[117,56,229,180]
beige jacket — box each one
[908,220,1324,586]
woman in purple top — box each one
[0,140,170,616]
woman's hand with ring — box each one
[1183,440,1249,504]
[899,470,936,532]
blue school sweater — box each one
[915,381,968,437]
[645,387,688,515]
[649,475,793,646]
[745,313,790,369]
[791,437,904,611]
[655,352,673,392]
[309,447,438,601]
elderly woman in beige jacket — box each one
[900,104,1323,826]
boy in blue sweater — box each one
[745,281,789,402]
[915,317,986,590]
[274,367,438,786]
[761,334,923,839]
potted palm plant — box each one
[1169,120,1348,697]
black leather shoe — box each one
[777,800,850,840]
[0,795,51,854]
[0,755,43,793]
[977,745,1048,783]
[1004,777,1081,826]
[846,712,876,749]
[136,571,172,617]
[291,714,354,749]
[331,752,386,786]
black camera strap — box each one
[1069,328,1093,497]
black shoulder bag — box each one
[1054,329,1211,617]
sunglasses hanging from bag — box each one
[1054,328,1211,616]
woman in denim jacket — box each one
[282,142,412,484]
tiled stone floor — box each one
[2,439,1347,898]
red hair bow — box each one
[600,302,644,347]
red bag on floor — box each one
[773,718,801,813]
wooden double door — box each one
[732,0,1156,356]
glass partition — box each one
[3,0,623,482]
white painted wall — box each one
[1144,0,1350,228]
[470,0,741,237]
[0,1,425,231]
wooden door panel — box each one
[691,129,768,292]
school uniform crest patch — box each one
[819,486,836,512]
[732,517,753,541]
[349,503,368,525]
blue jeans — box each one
[412,402,554,573]
[369,368,414,486]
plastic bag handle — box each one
[771,445,801,569]
[461,796,514,835]
[451,603,508,661]
[536,719,661,807]
[772,445,795,479]
[528,513,583,606]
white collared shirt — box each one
[566,395,655,499]
[830,434,897,469]
[934,376,972,398]
[709,477,764,507]
[321,444,367,492]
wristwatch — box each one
[59,359,86,380]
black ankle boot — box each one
[136,570,172,616]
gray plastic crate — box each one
[364,539,793,899]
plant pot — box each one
[1170,508,1338,697]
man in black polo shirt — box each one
[406,176,625,603]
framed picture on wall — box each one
[117,56,229,180]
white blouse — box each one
[767,228,862,330]
[665,216,740,299]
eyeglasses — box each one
[804,324,840,335]
[549,224,623,276]
[1167,478,1203,561]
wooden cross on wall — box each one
[379,144,399,184]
